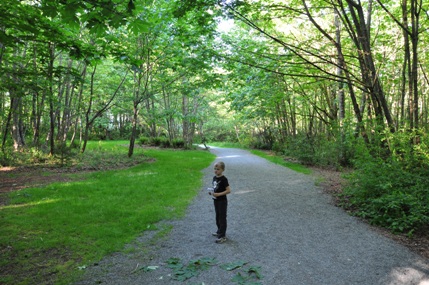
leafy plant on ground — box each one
[341,131,429,235]
[154,258,263,284]
[220,260,248,271]
[166,257,218,281]
[230,265,263,285]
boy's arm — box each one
[213,186,231,198]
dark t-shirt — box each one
[212,175,229,201]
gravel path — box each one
[76,147,429,285]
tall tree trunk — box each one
[128,102,139,157]
[342,0,394,132]
[401,0,413,128]
[10,96,25,151]
[47,43,56,155]
[410,0,421,129]
[31,44,45,147]
[182,94,190,148]
[81,66,97,154]
[1,105,12,152]
[70,63,87,147]
[335,10,346,163]
[301,1,367,141]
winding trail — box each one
[77,147,429,285]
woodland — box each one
[1,0,429,236]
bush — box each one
[138,136,185,149]
[367,191,429,234]
[29,147,49,163]
[0,150,13,167]
[69,140,80,149]
[341,131,429,235]
[172,138,185,149]
[138,136,150,146]
[281,134,349,167]
[151,137,170,148]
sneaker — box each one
[215,237,227,244]
[212,232,219,237]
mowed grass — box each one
[249,149,311,174]
[0,141,215,285]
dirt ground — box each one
[1,164,428,261]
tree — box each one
[376,0,423,130]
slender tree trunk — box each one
[410,0,421,129]
[182,94,190,148]
[342,0,394,132]
[1,105,12,152]
[70,63,87,147]
[81,66,97,153]
[10,96,25,150]
[128,102,138,157]
[335,10,346,163]
[47,43,56,155]
[401,0,413,128]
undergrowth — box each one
[340,131,429,236]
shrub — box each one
[138,136,150,146]
[282,134,346,167]
[69,140,80,149]
[138,136,185,149]
[145,137,169,148]
[0,150,13,167]
[158,137,170,148]
[341,131,429,235]
[172,138,185,149]
[29,147,48,163]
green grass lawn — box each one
[249,149,311,175]
[0,141,215,285]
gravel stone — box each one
[76,147,429,285]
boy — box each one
[209,161,231,244]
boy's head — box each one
[215,161,225,170]
[214,161,225,177]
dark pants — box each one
[214,199,228,237]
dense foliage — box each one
[341,130,429,235]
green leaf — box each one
[128,18,150,34]
[220,260,248,271]
[247,266,263,279]
[231,272,247,282]
[61,4,80,29]
[166,257,182,269]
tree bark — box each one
[48,43,56,155]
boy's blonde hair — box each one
[215,161,225,170]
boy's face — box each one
[214,165,224,177]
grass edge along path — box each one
[0,145,215,285]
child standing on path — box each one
[209,161,231,244]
